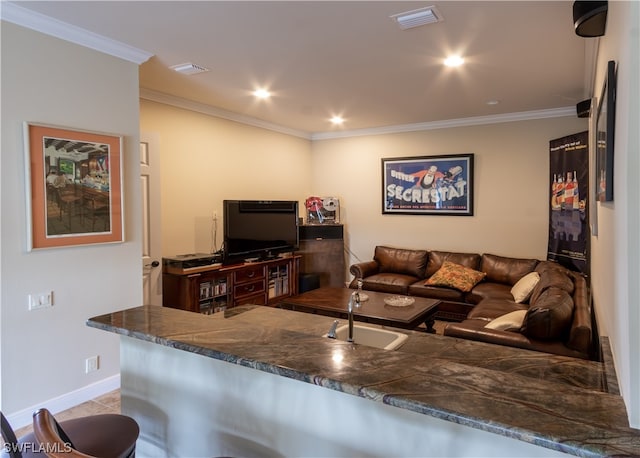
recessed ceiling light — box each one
[170,63,209,75]
[486,100,500,106]
[444,55,465,67]
[330,116,344,125]
[390,6,443,30]
[253,88,271,99]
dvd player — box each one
[163,252,223,269]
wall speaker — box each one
[573,1,608,37]
[576,99,591,118]
[299,224,343,240]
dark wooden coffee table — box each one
[279,287,440,332]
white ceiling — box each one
[5,1,593,137]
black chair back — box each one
[1,412,22,458]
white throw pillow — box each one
[510,271,541,303]
[484,310,527,331]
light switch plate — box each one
[28,291,53,310]
[85,356,99,373]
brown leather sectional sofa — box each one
[349,245,594,360]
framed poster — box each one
[595,60,616,202]
[382,154,474,216]
[548,131,589,275]
[24,122,124,250]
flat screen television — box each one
[223,200,299,264]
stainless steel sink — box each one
[326,324,408,350]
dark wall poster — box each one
[548,131,589,275]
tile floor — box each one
[14,389,121,439]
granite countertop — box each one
[87,305,640,457]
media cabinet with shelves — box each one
[162,256,300,314]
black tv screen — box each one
[223,200,299,263]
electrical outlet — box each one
[85,355,99,373]
[28,291,53,310]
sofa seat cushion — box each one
[425,261,486,292]
[521,287,574,340]
[374,246,428,278]
[466,282,514,304]
[425,251,481,277]
[443,320,591,359]
[408,282,467,302]
[480,253,538,286]
[361,273,417,294]
[467,298,527,320]
[444,319,533,347]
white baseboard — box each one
[6,374,120,431]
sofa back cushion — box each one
[425,251,481,277]
[480,254,538,286]
[521,287,574,340]
[529,267,575,305]
[374,246,428,279]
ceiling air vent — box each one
[390,6,443,30]
[170,63,210,75]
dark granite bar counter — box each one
[87,305,640,457]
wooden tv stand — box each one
[162,255,300,314]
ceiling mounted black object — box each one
[576,99,591,118]
[573,1,608,37]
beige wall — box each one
[142,100,588,274]
[140,100,313,257]
[312,118,588,269]
[0,23,142,416]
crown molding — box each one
[141,88,578,142]
[140,88,312,140]
[311,107,578,140]
[0,2,153,64]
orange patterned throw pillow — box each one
[425,261,486,292]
